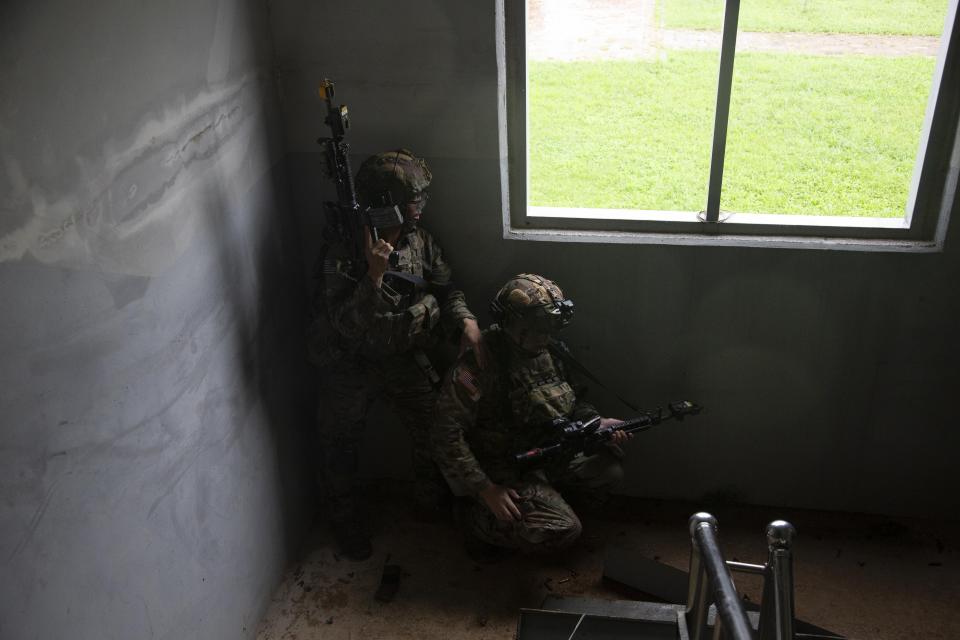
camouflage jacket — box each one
[307,226,475,364]
[431,326,597,496]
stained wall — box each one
[0,1,315,638]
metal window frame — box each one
[497,0,960,252]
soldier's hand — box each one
[601,417,632,454]
[479,483,522,521]
[364,229,393,288]
[459,318,488,369]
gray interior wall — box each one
[271,0,960,518]
[0,1,315,638]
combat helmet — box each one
[490,274,574,353]
[355,148,432,209]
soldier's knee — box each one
[600,461,625,486]
[550,512,583,550]
[529,511,582,551]
[561,512,583,546]
[576,455,625,490]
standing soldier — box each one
[431,274,630,559]
[309,149,484,560]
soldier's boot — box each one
[320,444,372,561]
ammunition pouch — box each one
[363,293,440,356]
[407,293,441,340]
[412,348,441,389]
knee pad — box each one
[601,461,625,486]
[557,513,583,548]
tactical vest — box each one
[306,228,441,365]
[467,328,576,474]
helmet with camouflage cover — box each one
[355,149,432,229]
[491,274,574,354]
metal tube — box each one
[726,561,766,575]
[759,521,796,640]
[712,616,724,640]
[692,517,755,640]
[686,513,715,640]
[704,0,741,222]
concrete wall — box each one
[270,0,960,518]
[0,1,315,638]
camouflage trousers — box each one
[316,350,447,525]
[457,449,624,553]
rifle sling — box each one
[384,270,428,288]
[383,269,456,304]
[548,341,640,413]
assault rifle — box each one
[317,79,402,265]
[514,400,703,464]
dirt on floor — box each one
[256,484,960,640]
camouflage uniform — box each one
[431,277,623,553]
[308,150,476,530]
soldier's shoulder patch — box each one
[453,364,482,402]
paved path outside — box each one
[529,0,658,61]
[662,29,940,57]
[528,0,941,61]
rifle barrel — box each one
[513,402,701,464]
[611,413,658,435]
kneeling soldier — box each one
[431,274,630,557]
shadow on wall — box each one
[195,0,319,562]
[201,154,319,559]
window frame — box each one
[497,0,960,252]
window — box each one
[497,0,960,251]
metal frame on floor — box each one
[517,512,842,640]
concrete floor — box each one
[256,484,960,639]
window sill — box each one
[506,206,940,252]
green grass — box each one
[528,53,934,217]
[657,0,949,36]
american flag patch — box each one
[455,366,481,401]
